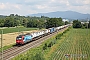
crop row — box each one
[50,29,90,60]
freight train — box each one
[16,24,70,45]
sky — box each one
[0,0,90,16]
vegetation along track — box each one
[0,27,69,60]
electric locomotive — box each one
[16,34,33,45]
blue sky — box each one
[0,0,90,15]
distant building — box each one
[81,21,89,24]
[62,19,69,22]
[81,22,85,24]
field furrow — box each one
[50,29,90,60]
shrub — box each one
[81,25,85,29]
[48,42,53,47]
[43,43,47,50]
[34,53,45,60]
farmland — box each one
[50,28,90,60]
[12,28,90,60]
[0,27,38,47]
[0,27,38,34]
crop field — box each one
[0,27,38,34]
[50,28,90,60]
[0,27,38,47]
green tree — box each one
[0,19,4,27]
[46,18,63,28]
[65,21,69,25]
[9,14,14,17]
[37,20,45,29]
[73,20,82,28]
[22,18,28,27]
[14,20,20,27]
[4,17,14,27]
[88,21,90,28]
[27,19,45,29]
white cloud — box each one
[0,3,6,10]
[0,3,21,10]
[0,0,90,15]
[0,2,22,15]
[68,0,90,6]
[82,0,90,5]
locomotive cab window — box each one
[16,36,22,40]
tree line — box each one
[0,14,67,29]
[73,20,90,28]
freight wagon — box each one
[16,24,70,45]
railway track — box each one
[0,27,68,60]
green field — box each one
[0,27,38,34]
[12,28,90,60]
[50,28,90,60]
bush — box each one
[81,25,85,29]
[48,42,53,47]
[34,53,45,60]
[73,20,82,28]
[53,40,56,44]
[55,33,62,40]
[43,43,47,50]
[55,28,70,40]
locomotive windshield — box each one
[16,36,22,40]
